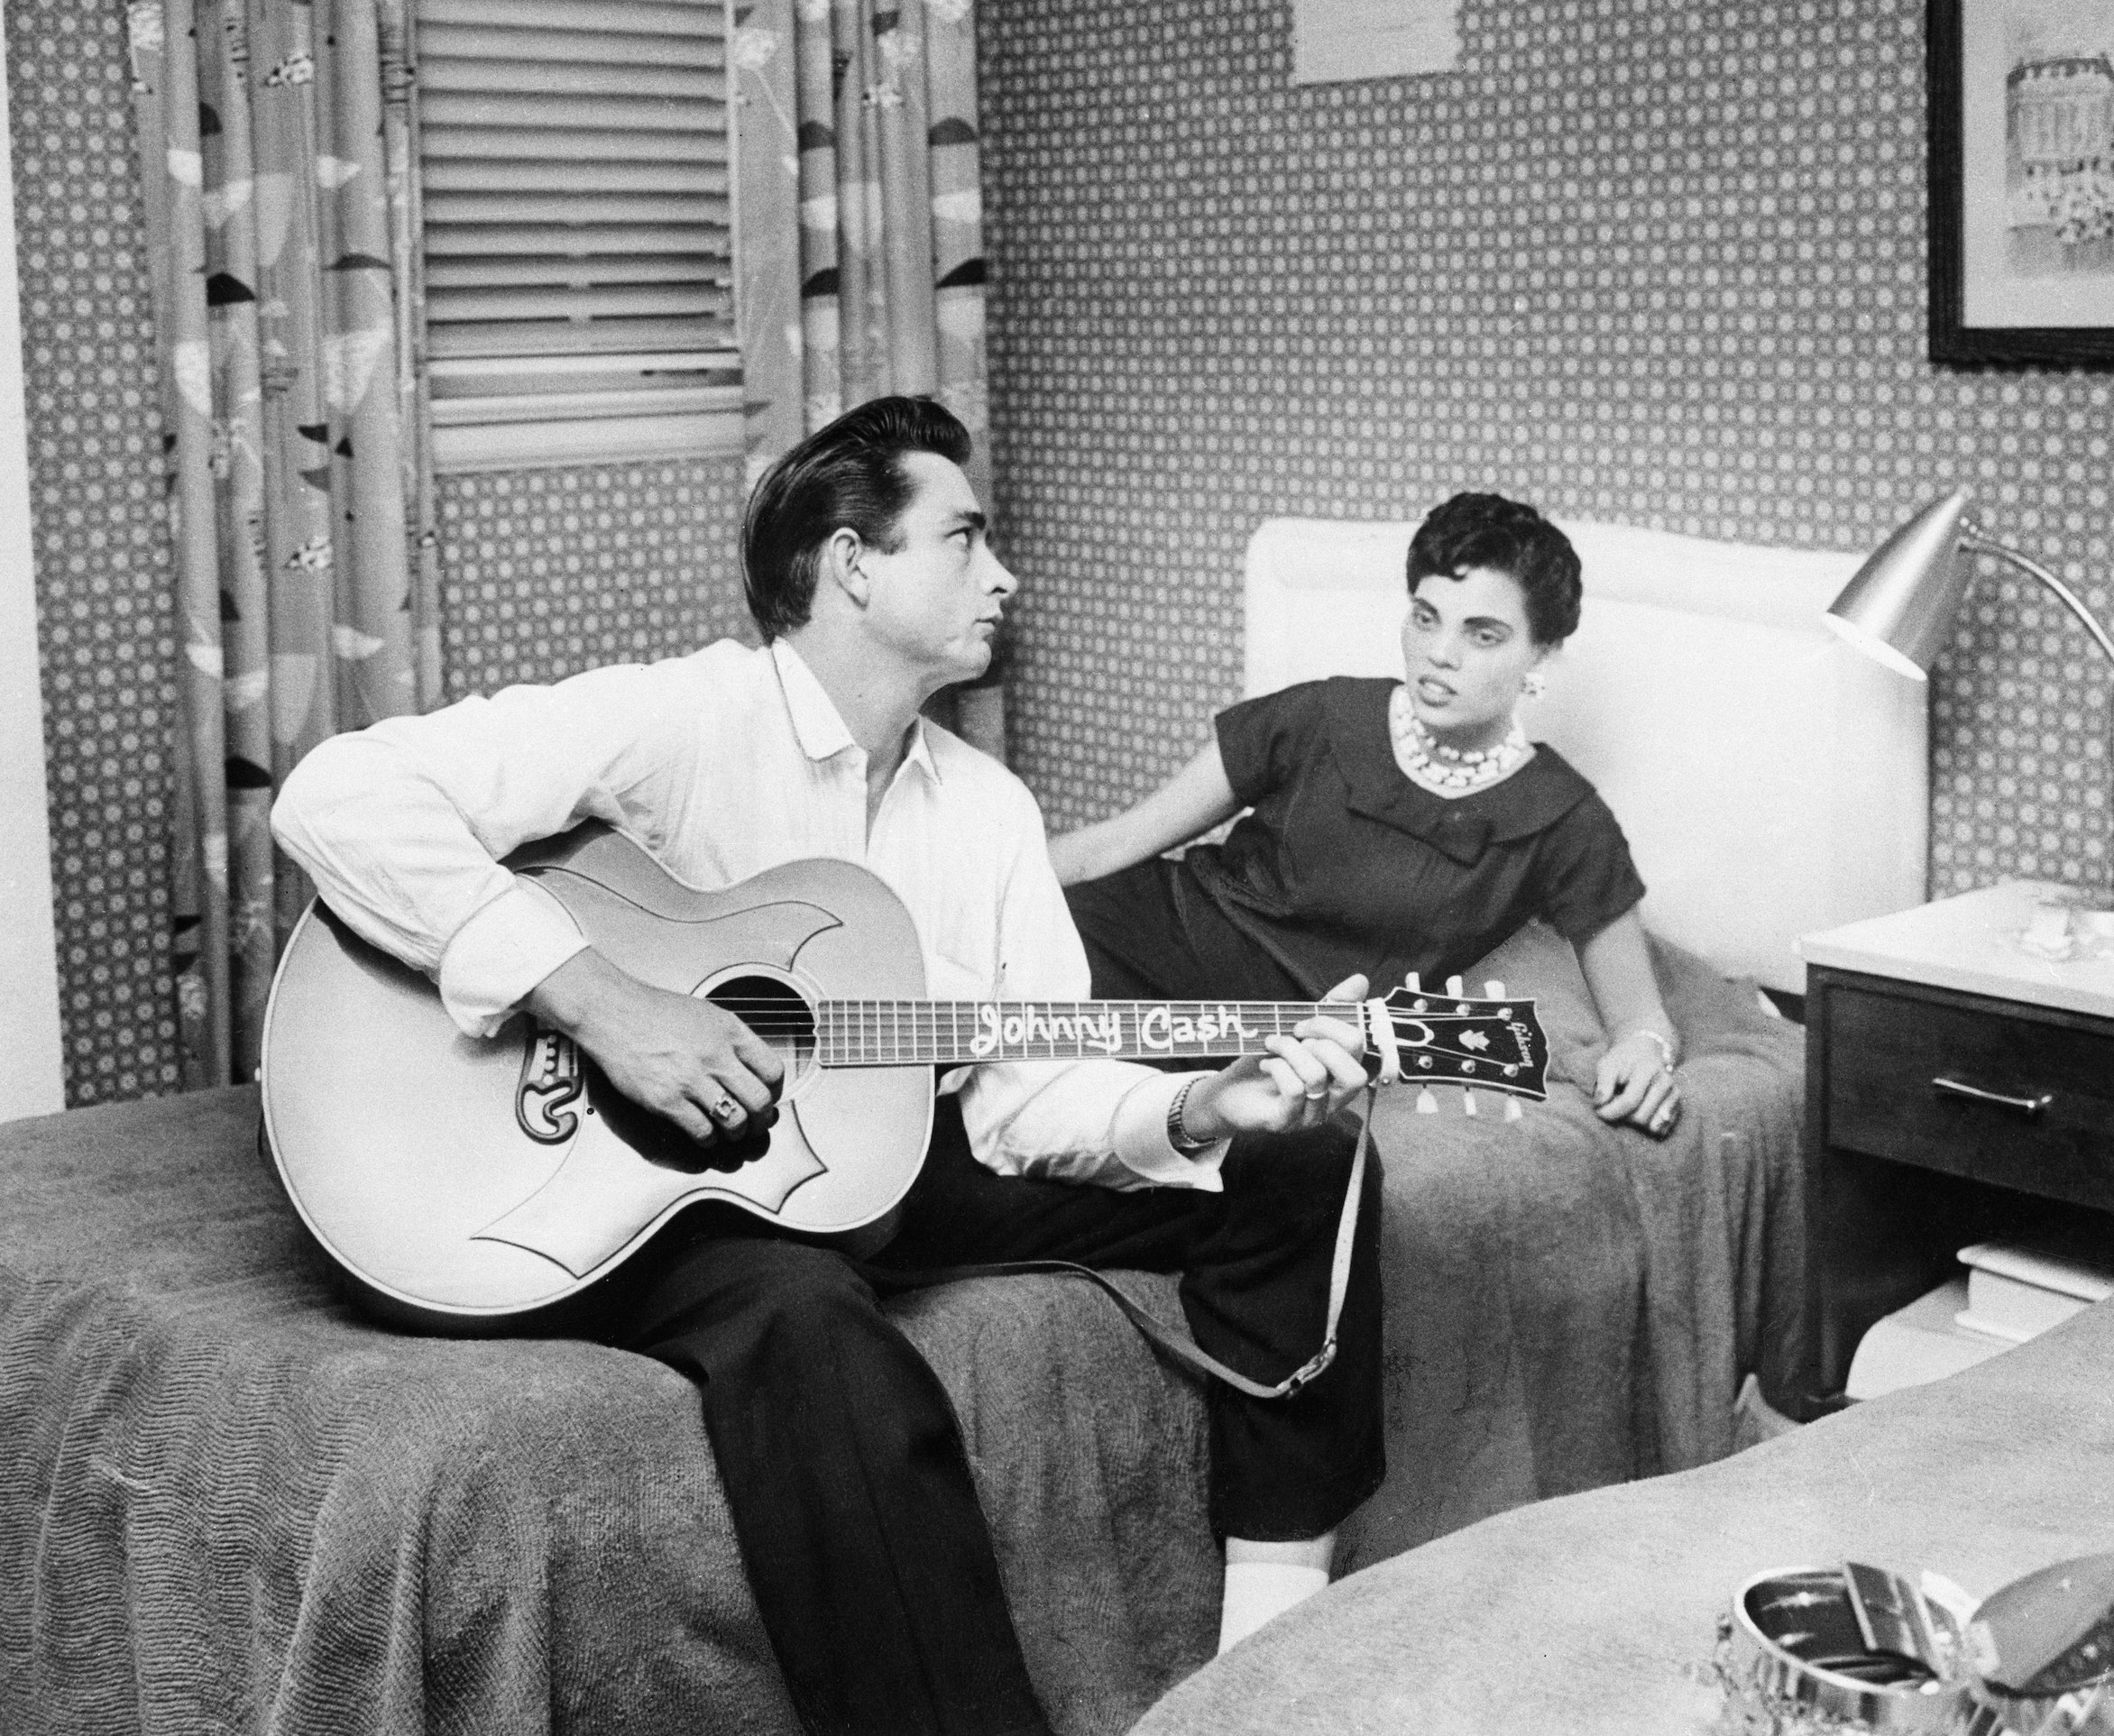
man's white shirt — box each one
[271,638,1224,1192]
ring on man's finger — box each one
[707,1091,740,1122]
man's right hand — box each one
[525,948,785,1146]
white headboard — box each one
[1243,518,1929,994]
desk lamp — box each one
[1824,489,2114,918]
[1824,488,2114,681]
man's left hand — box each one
[1179,973,1371,1142]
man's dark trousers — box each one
[600,1095,1385,1736]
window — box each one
[413,0,741,471]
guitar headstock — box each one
[1370,976,1549,1115]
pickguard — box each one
[470,892,845,1273]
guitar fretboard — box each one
[814,999,1352,1068]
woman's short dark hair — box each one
[1405,491,1583,646]
[741,395,974,639]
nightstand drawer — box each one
[1827,985,2114,1211]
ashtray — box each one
[1716,1566,1968,1733]
[1716,1556,2114,1735]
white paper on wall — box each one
[1291,0,1463,83]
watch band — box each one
[1166,1076,1216,1155]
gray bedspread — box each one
[1135,1282,2114,1736]
[0,922,1802,1733]
[0,1087,1218,1735]
[1337,919,1806,1570]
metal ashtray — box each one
[1717,1566,1969,1733]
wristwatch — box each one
[1167,1078,1217,1156]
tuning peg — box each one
[1484,979,1505,998]
[1503,1097,1523,1122]
[1402,970,1421,992]
[1461,1088,1478,1117]
[1415,1088,1438,1115]
[1446,975,1465,998]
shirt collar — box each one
[768,638,943,785]
[903,718,942,783]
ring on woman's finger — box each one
[1303,1086,1328,1101]
[707,1091,740,1122]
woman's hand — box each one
[1594,1030,1679,1137]
[1181,975,1371,1141]
[1576,911,1680,1139]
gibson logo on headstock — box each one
[516,1025,584,1144]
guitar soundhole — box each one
[703,974,818,1080]
[587,976,817,1176]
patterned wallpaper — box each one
[978,0,2114,903]
[437,463,750,703]
[8,0,181,1106]
[8,0,749,1104]
[18,0,2114,1101]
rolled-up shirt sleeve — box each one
[271,659,703,1036]
[952,793,1227,1192]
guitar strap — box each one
[866,1084,1376,1403]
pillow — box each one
[1457,918,1604,1095]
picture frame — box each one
[1928,0,2114,365]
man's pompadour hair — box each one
[741,396,974,639]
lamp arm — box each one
[1959,528,2114,669]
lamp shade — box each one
[1823,489,1975,682]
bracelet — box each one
[1167,1077,1217,1156]
[1631,1029,1677,1074]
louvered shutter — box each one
[414,0,741,468]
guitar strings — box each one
[639,1004,1541,1095]
[671,997,1538,1080]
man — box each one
[272,396,1384,1736]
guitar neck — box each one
[815,999,1343,1068]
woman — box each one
[1054,491,1681,1135]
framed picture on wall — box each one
[1929,0,2114,363]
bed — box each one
[0,517,1924,1731]
[1240,514,1925,1569]
[0,1086,1221,1735]
[1130,1289,2114,1736]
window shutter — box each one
[413,0,741,468]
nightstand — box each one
[1796,884,2114,1414]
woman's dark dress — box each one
[1067,676,1646,1002]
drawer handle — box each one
[1932,1076,2054,1117]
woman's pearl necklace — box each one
[1388,684,1530,794]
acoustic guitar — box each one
[260,824,1549,1330]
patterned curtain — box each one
[733,0,989,497]
[127,0,441,1091]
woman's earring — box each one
[1521,669,1546,701]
